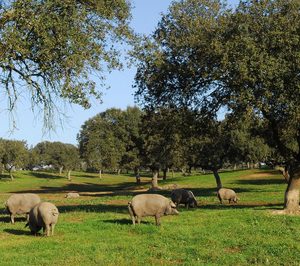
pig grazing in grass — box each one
[171,189,198,209]
[26,202,59,236]
[128,194,179,226]
[5,193,41,224]
[217,188,239,204]
[65,192,80,198]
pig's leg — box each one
[155,215,161,226]
[44,225,50,236]
[51,224,56,236]
[10,214,15,224]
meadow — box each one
[0,169,299,266]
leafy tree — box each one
[0,139,28,180]
[27,147,40,170]
[120,107,144,176]
[58,143,79,180]
[134,0,300,213]
[33,141,79,179]
[0,0,133,128]
[33,141,54,166]
[141,108,187,180]
[78,107,144,180]
[224,114,271,169]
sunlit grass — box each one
[0,169,299,265]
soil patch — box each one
[240,171,279,180]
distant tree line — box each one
[0,106,272,185]
[77,106,271,188]
[0,139,78,180]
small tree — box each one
[0,139,28,180]
[59,144,79,181]
[33,141,79,179]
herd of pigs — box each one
[3,187,239,236]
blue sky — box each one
[0,0,239,147]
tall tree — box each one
[120,107,144,175]
[141,108,185,180]
[78,107,144,179]
[135,0,300,212]
[0,0,133,128]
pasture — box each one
[0,169,299,265]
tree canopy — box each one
[33,141,79,178]
[134,0,300,212]
[77,107,143,174]
[0,0,133,128]
[0,138,28,179]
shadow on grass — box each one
[168,187,254,198]
[58,204,128,214]
[3,229,31,236]
[73,174,101,179]
[199,202,282,210]
[25,172,63,179]
[0,216,27,223]
[11,180,143,195]
[102,218,138,225]
[234,179,285,185]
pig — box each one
[65,192,80,198]
[128,194,179,226]
[171,189,198,209]
[217,188,239,204]
[25,202,59,236]
[5,193,41,224]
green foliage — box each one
[78,107,143,172]
[141,108,186,171]
[134,0,300,168]
[33,141,79,171]
[0,0,133,127]
[0,138,28,178]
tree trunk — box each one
[163,169,167,180]
[59,166,63,175]
[151,170,159,188]
[99,169,102,179]
[276,166,290,183]
[171,169,174,178]
[67,170,71,181]
[213,169,222,189]
[9,168,14,181]
[135,168,140,184]
[233,164,237,171]
[284,174,300,213]
[117,169,121,175]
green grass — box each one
[0,169,299,265]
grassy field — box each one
[0,169,299,266]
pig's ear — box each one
[169,201,176,208]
